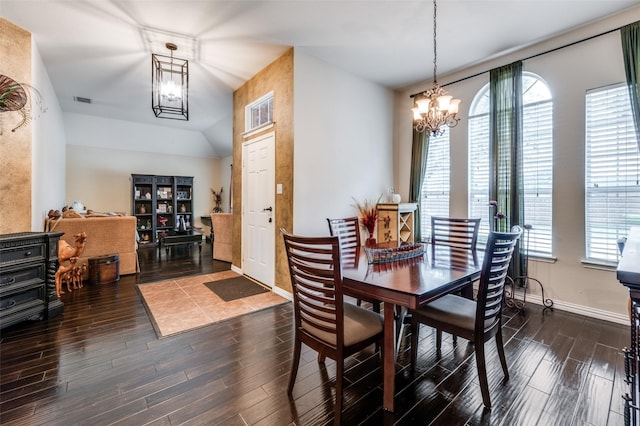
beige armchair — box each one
[210,213,232,262]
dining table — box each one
[341,245,481,412]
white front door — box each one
[242,132,275,287]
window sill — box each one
[581,259,618,271]
[528,255,557,264]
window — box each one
[420,128,450,241]
[245,92,273,132]
[468,73,553,256]
[585,84,640,263]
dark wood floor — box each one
[0,242,630,425]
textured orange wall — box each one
[0,18,32,234]
[233,48,294,292]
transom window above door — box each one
[245,92,274,132]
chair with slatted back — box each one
[427,217,482,346]
[281,229,384,425]
[327,217,380,312]
[326,217,361,265]
[430,216,481,270]
[410,226,522,409]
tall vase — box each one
[366,227,376,246]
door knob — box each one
[263,206,273,212]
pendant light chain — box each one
[433,0,437,84]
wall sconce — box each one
[152,43,189,121]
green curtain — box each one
[489,61,525,278]
[621,21,640,150]
[408,129,429,242]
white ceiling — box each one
[3,0,638,158]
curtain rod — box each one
[409,25,622,98]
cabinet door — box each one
[175,176,194,230]
[132,175,154,244]
[154,176,174,240]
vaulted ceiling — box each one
[3,0,638,158]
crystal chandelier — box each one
[412,0,461,135]
[152,43,189,121]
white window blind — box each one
[521,98,553,256]
[585,84,640,263]
[469,107,491,241]
[420,128,450,242]
[468,73,553,256]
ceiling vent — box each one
[73,96,92,104]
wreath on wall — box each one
[0,74,27,112]
[0,74,46,134]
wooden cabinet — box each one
[0,232,64,329]
[618,227,640,426]
[376,203,417,245]
[132,174,194,244]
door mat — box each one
[204,276,269,302]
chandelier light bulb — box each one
[437,95,452,111]
[161,80,181,102]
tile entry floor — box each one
[137,270,289,337]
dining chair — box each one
[327,217,380,313]
[326,217,361,264]
[430,216,481,270]
[281,229,384,424]
[410,225,522,409]
[421,217,482,345]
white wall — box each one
[395,7,640,322]
[64,113,225,227]
[63,112,213,157]
[31,42,66,231]
[293,50,395,236]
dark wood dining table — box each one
[341,247,481,412]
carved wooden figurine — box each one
[55,232,87,297]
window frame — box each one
[584,82,640,264]
[468,72,554,257]
[419,128,450,242]
[244,91,274,132]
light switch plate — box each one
[276,183,283,194]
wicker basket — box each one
[363,243,425,264]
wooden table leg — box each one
[383,301,395,412]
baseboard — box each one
[272,285,292,301]
[231,264,292,301]
[517,293,629,326]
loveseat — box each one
[211,213,232,262]
[45,215,138,275]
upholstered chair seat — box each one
[301,302,383,346]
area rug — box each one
[137,270,288,338]
[204,276,269,302]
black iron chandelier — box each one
[152,43,189,121]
